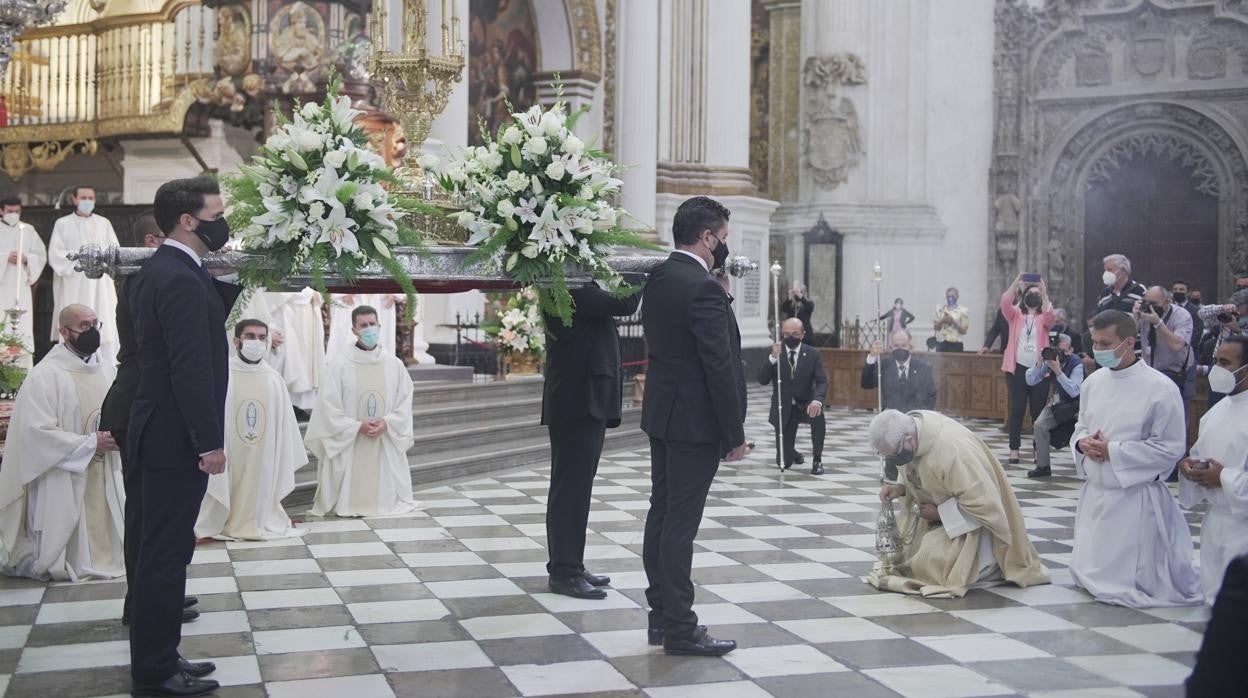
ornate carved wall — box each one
[990,0,1248,316]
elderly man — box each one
[1136,286,1195,394]
[759,318,829,475]
[861,329,937,413]
[1026,333,1085,478]
[869,409,1048,598]
[1097,253,1147,315]
[1070,310,1202,607]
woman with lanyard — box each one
[999,274,1056,465]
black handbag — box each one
[1050,398,1080,424]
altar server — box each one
[870,409,1048,598]
[1070,309,1202,607]
[327,293,402,361]
[266,288,325,411]
[0,304,125,581]
[48,186,120,362]
[195,319,306,540]
[0,196,46,368]
[306,305,418,517]
[1179,335,1248,600]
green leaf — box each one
[510,144,523,169]
[505,217,518,231]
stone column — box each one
[119,121,255,204]
[613,0,658,230]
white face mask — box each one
[1208,364,1247,394]
[239,339,268,363]
[2,213,18,227]
[1102,270,1117,287]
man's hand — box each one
[270,329,285,349]
[1132,300,1143,319]
[1142,305,1162,327]
[716,273,731,294]
[1179,458,1224,488]
[1045,358,1062,374]
[95,431,118,453]
[1078,432,1110,461]
[870,340,884,358]
[7,251,21,265]
[772,341,782,359]
[806,402,822,418]
[879,484,905,503]
[199,449,226,475]
[725,442,750,462]
[919,503,941,523]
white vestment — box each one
[48,213,120,362]
[195,356,307,540]
[327,294,402,362]
[1179,389,1248,601]
[266,289,325,410]
[1070,360,1202,607]
[0,344,125,581]
[0,221,47,368]
[306,344,418,517]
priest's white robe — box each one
[1070,360,1202,607]
[266,289,325,410]
[47,213,120,362]
[0,344,125,581]
[195,356,307,540]
[326,294,402,362]
[1179,389,1248,601]
[0,221,47,368]
[306,344,418,517]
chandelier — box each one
[0,0,67,75]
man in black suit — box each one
[861,329,937,413]
[759,318,829,475]
[98,213,202,628]
[641,196,747,657]
[127,177,238,697]
[541,285,641,600]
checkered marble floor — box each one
[0,386,1209,698]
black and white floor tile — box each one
[0,386,1208,697]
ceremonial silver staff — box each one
[872,261,894,483]
[770,262,785,474]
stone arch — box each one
[531,0,601,80]
[1036,100,1248,312]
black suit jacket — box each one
[758,343,828,427]
[982,309,1009,352]
[861,355,937,412]
[127,245,238,469]
[541,285,641,428]
[640,252,746,452]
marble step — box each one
[409,376,545,406]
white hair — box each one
[868,410,916,454]
[1103,254,1132,276]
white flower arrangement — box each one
[484,288,545,357]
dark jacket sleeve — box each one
[758,357,776,385]
[213,279,244,315]
[861,360,879,390]
[902,309,915,327]
[983,310,1007,350]
[689,279,745,448]
[158,275,224,454]
[919,363,938,410]
[571,285,641,318]
[812,352,829,403]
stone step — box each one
[409,376,545,406]
[410,396,544,432]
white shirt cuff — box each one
[937,497,983,539]
[866,355,878,365]
[768,355,778,365]
[59,434,98,474]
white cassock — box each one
[1179,389,1248,601]
[0,220,47,368]
[1070,360,1202,607]
[326,293,402,362]
[266,289,325,410]
[0,344,125,581]
[47,213,120,361]
[195,356,308,540]
[305,343,418,517]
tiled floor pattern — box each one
[0,386,1209,697]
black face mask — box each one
[194,216,230,252]
[884,448,915,469]
[892,348,910,363]
[783,336,802,350]
[67,327,101,357]
[1172,292,1187,305]
[710,236,729,270]
[1024,294,1041,309]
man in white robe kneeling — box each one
[0,304,125,580]
[1179,335,1248,601]
[869,409,1049,598]
[306,305,418,517]
[196,319,307,540]
[1070,309,1202,607]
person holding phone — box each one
[998,274,1055,465]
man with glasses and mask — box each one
[759,318,829,475]
[1068,310,1202,607]
[868,409,1047,598]
[0,303,125,582]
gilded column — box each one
[763,0,801,202]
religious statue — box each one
[1047,237,1066,285]
[992,193,1022,233]
[802,53,868,190]
[215,6,251,77]
[270,2,325,74]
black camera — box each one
[1141,301,1163,315]
[1219,312,1237,324]
[1041,347,1058,361]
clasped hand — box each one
[1078,431,1110,461]
[1179,457,1224,488]
[359,419,388,438]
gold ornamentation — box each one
[601,0,617,155]
[565,0,602,80]
[215,5,251,77]
[0,139,97,179]
[271,0,325,91]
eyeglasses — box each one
[64,320,104,333]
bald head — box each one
[891,329,913,352]
[1144,286,1170,304]
[58,303,96,330]
[782,318,803,334]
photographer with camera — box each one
[1135,287,1195,399]
[1023,334,1084,478]
[1196,288,1248,408]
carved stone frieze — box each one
[801,54,866,190]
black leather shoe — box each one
[549,576,607,600]
[182,608,200,624]
[811,462,825,475]
[580,570,611,587]
[663,627,736,657]
[792,453,805,465]
[131,671,219,697]
[183,596,199,609]
[1027,466,1051,478]
[648,624,706,646]
[177,658,216,678]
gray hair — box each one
[1056,333,1072,346]
[1146,286,1173,302]
[1103,254,1132,276]
[868,410,916,454]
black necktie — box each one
[899,365,908,383]
[788,350,797,373]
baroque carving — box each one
[566,0,603,81]
[1187,30,1227,78]
[802,54,866,190]
[1084,133,1221,195]
[601,0,617,155]
[0,139,97,180]
[749,0,770,194]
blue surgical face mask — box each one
[77,199,95,215]
[358,326,380,349]
[1093,338,1128,369]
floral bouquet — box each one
[222,70,432,320]
[425,92,655,325]
[483,288,546,358]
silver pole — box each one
[770,262,785,476]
